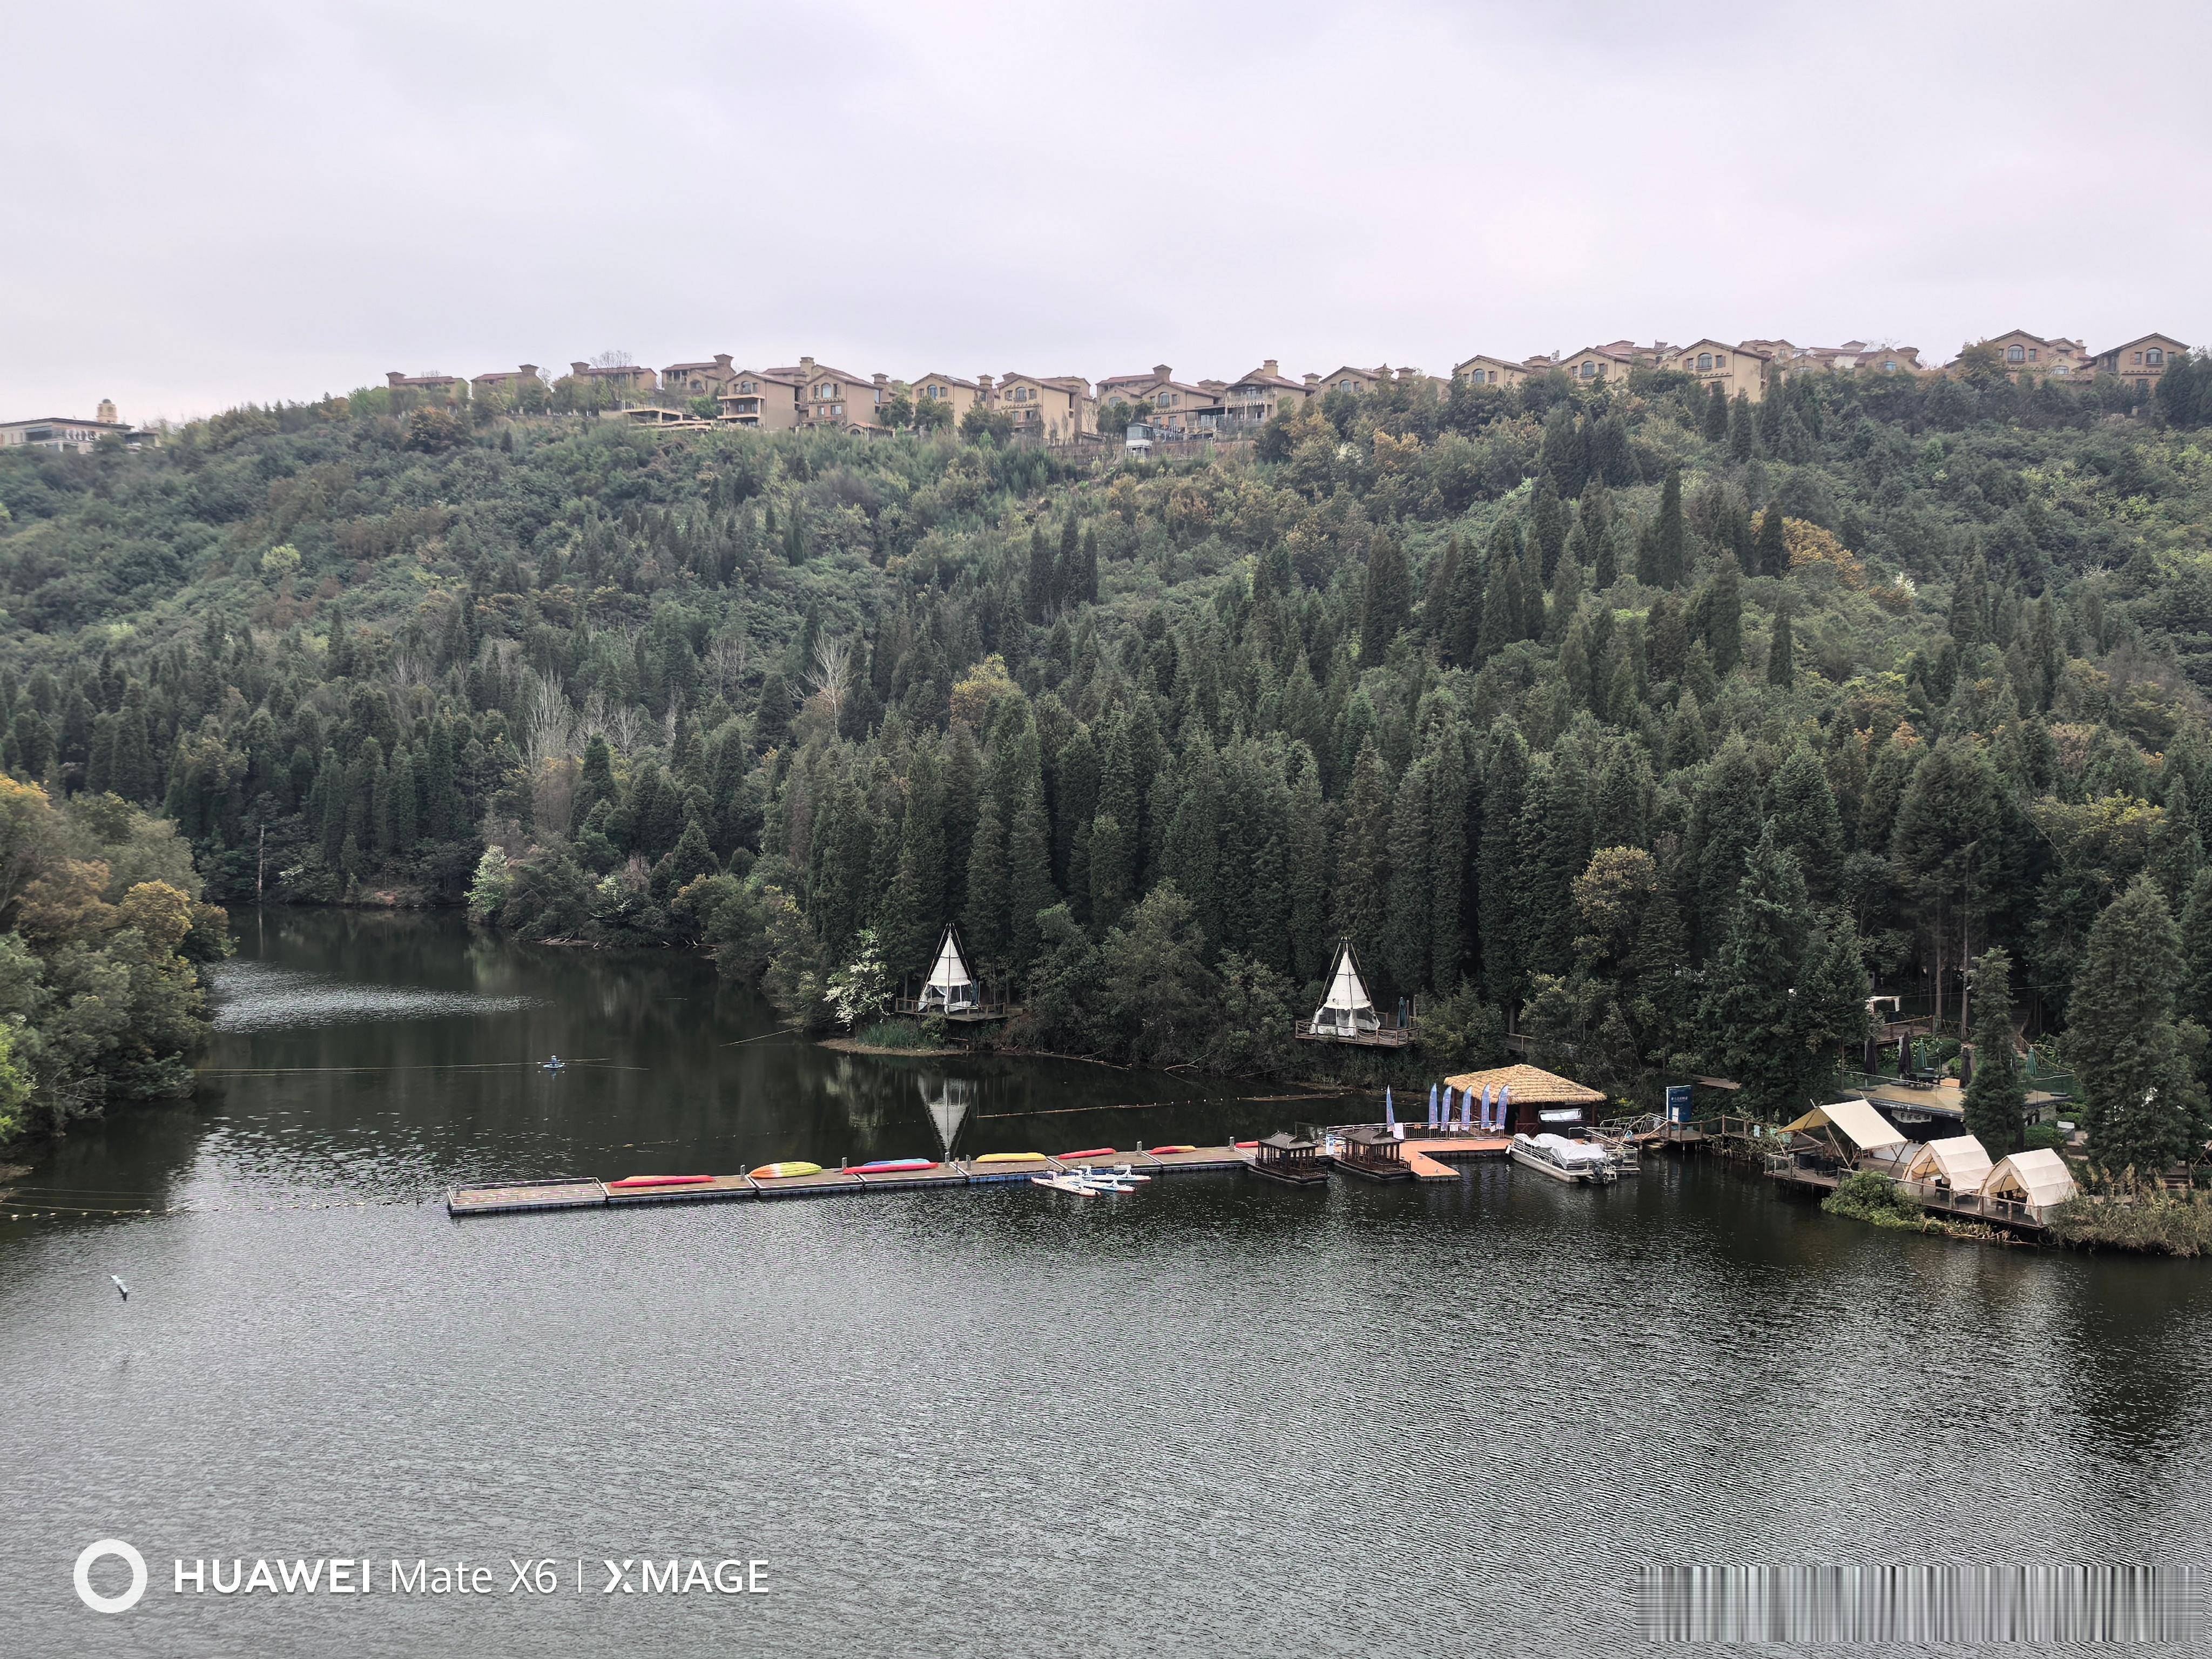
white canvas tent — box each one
[1982,1148,2079,1212]
[1901,1134,1994,1194]
[1782,1098,1910,1156]
[1310,940,1381,1037]
[918,924,979,1014]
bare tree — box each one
[521,671,578,770]
[705,634,750,698]
[808,635,854,721]
[589,348,636,368]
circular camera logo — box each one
[73,1539,148,1614]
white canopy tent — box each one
[1982,1148,2079,1212]
[1901,1134,1994,1194]
[918,923,979,1014]
[1783,1098,1910,1156]
[1310,940,1381,1037]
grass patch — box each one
[1822,1170,1928,1230]
[2047,1188,2212,1256]
[850,1019,946,1052]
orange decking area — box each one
[1398,1137,1513,1180]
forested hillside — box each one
[4,352,2211,1162]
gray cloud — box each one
[5,0,2206,422]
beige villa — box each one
[905,371,983,426]
[1317,365,1384,396]
[1219,360,1312,429]
[994,373,1096,441]
[1453,354,1532,389]
[1968,331,2092,382]
[1659,339,1773,401]
[662,354,741,397]
[796,359,886,431]
[716,367,806,429]
[470,365,544,397]
[565,360,659,397]
[2099,333,2189,393]
[1096,365,1220,434]
[385,370,469,397]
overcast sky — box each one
[8,1,2208,424]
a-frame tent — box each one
[918,922,980,1014]
[1310,939,1382,1037]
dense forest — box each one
[3,347,2211,1168]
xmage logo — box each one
[74,1539,149,1614]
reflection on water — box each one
[209,959,545,1032]
[1,908,2210,1656]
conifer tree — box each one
[1962,947,2028,1156]
[1648,466,1687,589]
[2069,875,2206,1172]
[1442,533,1485,666]
[1754,505,1787,579]
[1005,725,1056,974]
[1384,756,1433,994]
[1688,735,1763,956]
[1590,521,1618,592]
[1948,547,1988,650]
[2178,868,2212,1041]
[753,671,793,753]
[1704,559,1743,676]
[1545,543,1583,645]
[964,776,1009,967]
[1287,756,1330,982]
[1767,596,1795,688]
[1427,731,1469,992]
[1359,533,1413,662]
[1517,755,1593,980]
[1477,545,1518,662]
[1333,738,1393,988]
[1530,476,1566,584]
[1703,381,1730,442]
[1728,393,1757,462]
[1478,721,1529,1003]
[1767,744,1843,900]
[107,686,155,804]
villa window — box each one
[1697,352,1713,370]
[2027,348,2039,361]
[2148,348,2165,366]
[1883,361,1897,373]
[2007,345,2026,363]
[2132,351,2143,363]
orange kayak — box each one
[606,1175,716,1189]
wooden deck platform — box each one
[1143,1146,1249,1171]
[959,1155,1063,1184]
[1767,1161,2048,1235]
[1293,1028,1417,1049]
[750,1169,867,1199]
[604,1175,757,1206]
[851,1164,971,1191]
[447,1179,606,1217]
[1057,1150,1162,1174]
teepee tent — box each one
[1310,940,1382,1037]
[918,923,980,1014]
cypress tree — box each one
[1028,524,1055,622]
[1705,559,1743,676]
[1545,539,1583,644]
[1159,740,1224,949]
[1359,532,1413,662]
[1962,947,2028,1156]
[1651,466,1686,589]
[1688,735,1763,957]
[1590,520,1618,592]
[1754,505,1787,579]
[1767,596,1795,688]
[1287,757,1330,982]
[2069,875,2205,1173]
[1442,532,1485,666]
[109,686,155,804]
[1384,756,1433,994]
[1333,738,1393,988]
[964,773,1010,967]
[1076,525,1100,604]
[2179,868,2212,1041]
[880,753,946,976]
[1948,547,1988,650]
[1728,393,1757,462]
[1703,381,1730,442]
[389,745,420,854]
[1697,827,1846,1118]
[1478,721,1529,1003]
[1477,544,1518,662]
[1530,476,1566,584]
[753,671,793,752]
[1428,730,1469,992]
[1518,756,1592,980]
[1767,744,1843,900]
[1005,724,1056,974]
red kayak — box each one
[1234,1140,1258,1149]
[605,1175,717,1189]
[1058,1147,1116,1159]
[852,1158,937,1172]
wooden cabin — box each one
[1442,1063,1606,1135]
[1250,1131,1330,1187]
[1334,1124,1413,1182]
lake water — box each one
[4,908,2210,1655]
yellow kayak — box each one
[747,1162,825,1179]
[974,1151,1046,1164]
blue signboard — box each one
[1665,1084,1693,1124]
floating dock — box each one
[446,1134,1528,1220]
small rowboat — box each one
[852,1158,936,1173]
[605,1175,716,1190]
[747,1162,825,1180]
[975,1151,1047,1164]
[1058,1147,1116,1159]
